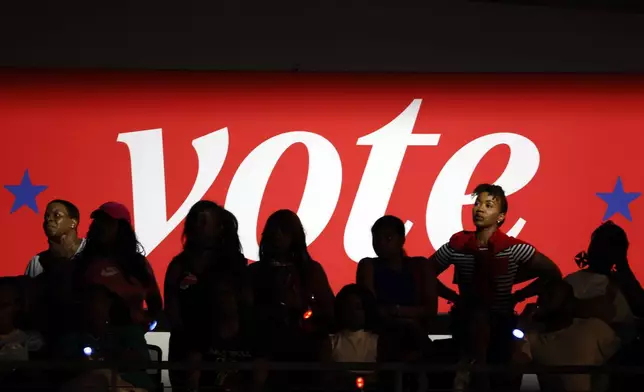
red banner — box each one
[2,71,643,311]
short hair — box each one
[47,199,80,223]
[473,184,508,225]
[371,215,406,238]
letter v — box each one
[117,128,229,254]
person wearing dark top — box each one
[429,184,561,391]
[186,275,266,392]
[249,209,335,339]
[164,201,248,390]
[356,215,437,334]
[27,200,85,343]
[249,210,334,392]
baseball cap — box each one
[90,202,132,225]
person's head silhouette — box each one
[576,221,629,274]
[371,215,406,260]
[87,202,136,251]
[259,209,310,265]
[183,200,243,258]
[81,202,149,286]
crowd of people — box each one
[0,183,643,392]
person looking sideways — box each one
[429,184,561,391]
[26,199,85,277]
[27,200,85,343]
[75,202,162,329]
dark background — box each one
[1,0,644,72]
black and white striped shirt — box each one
[431,241,536,313]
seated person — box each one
[186,274,267,392]
[513,280,620,392]
[327,284,380,364]
[321,284,423,392]
[320,284,380,389]
[57,285,154,392]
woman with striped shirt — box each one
[430,184,561,391]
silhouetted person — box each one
[429,184,561,391]
[513,280,619,392]
[568,221,644,391]
[164,201,248,390]
[567,221,636,343]
[26,199,85,277]
[186,274,267,392]
[249,209,335,336]
[356,215,437,333]
[76,202,162,329]
[249,209,334,391]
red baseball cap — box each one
[91,202,132,225]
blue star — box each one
[4,170,48,214]
[596,177,641,222]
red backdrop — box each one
[1,71,643,312]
